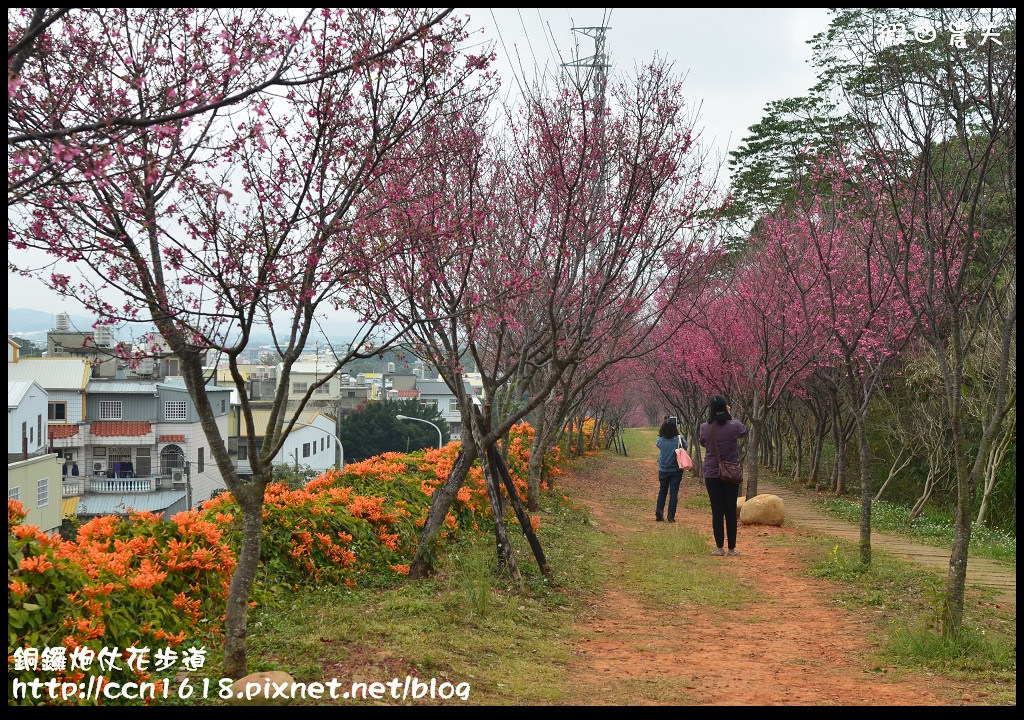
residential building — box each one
[8,453,62,535]
[232,409,340,478]
[7,358,91,467]
[79,377,232,508]
[8,380,47,463]
[8,338,20,363]
[275,362,374,414]
[414,377,476,440]
[45,313,121,378]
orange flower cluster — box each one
[8,500,235,705]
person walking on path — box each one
[700,396,748,555]
[655,417,687,522]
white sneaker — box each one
[709,547,725,556]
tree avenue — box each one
[7,7,1014,681]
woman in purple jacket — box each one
[699,395,748,556]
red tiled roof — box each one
[90,421,152,437]
[397,390,420,398]
[48,425,80,440]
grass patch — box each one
[883,624,1015,674]
[806,539,1015,699]
[620,523,758,610]
[820,496,1016,565]
[681,494,710,510]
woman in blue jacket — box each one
[655,417,687,522]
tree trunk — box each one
[874,449,910,503]
[975,426,1012,526]
[488,446,549,575]
[793,433,803,482]
[810,417,826,488]
[223,484,264,678]
[471,413,521,583]
[409,446,476,579]
[526,412,548,512]
[856,415,872,565]
[745,415,762,499]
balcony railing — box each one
[61,480,84,497]
[85,477,155,493]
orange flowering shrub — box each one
[563,417,606,455]
[8,422,568,704]
[8,501,234,705]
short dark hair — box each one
[707,395,731,426]
[658,419,678,438]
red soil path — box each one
[560,451,998,706]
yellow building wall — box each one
[7,454,63,535]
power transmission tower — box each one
[562,25,611,121]
[563,24,611,238]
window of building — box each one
[161,444,185,475]
[93,446,106,457]
[449,399,459,413]
[198,447,204,473]
[136,447,151,476]
[29,426,34,444]
[220,399,226,413]
[48,402,67,421]
[164,400,188,421]
[8,487,20,502]
[312,441,317,455]
[37,477,49,508]
[37,415,42,445]
[293,382,308,394]
[109,447,131,474]
[21,421,26,443]
[347,391,356,398]
[316,384,331,395]
[326,436,330,448]
[302,443,310,458]
[320,438,325,452]
[237,444,248,461]
[99,401,122,420]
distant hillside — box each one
[7,307,96,345]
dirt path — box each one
[758,479,1016,607]
[560,449,991,706]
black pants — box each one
[657,469,683,520]
[705,478,740,549]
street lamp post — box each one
[396,414,443,450]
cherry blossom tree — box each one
[376,59,722,577]
[814,7,1016,634]
[9,7,487,677]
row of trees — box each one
[8,7,724,675]
[650,8,1015,638]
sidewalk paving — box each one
[757,479,1016,607]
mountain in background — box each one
[7,307,98,345]
[8,306,366,352]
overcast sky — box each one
[8,8,832,321]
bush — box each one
[8,502,234,705]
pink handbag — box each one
[675,436,693,471]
